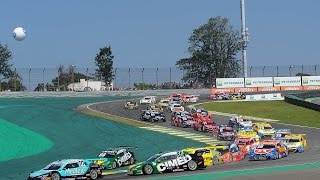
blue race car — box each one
[27,159,102,180]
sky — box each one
[1,0,319,69]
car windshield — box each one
[144,97,150,100]
[240,127,253,131]
[238,140,249,145]
[263,126,272,130]
[173,105,181,107]
[287,139,300,143]
[147,154,161,162]
[98,151,116,158]
[222,128,234,132]
[257,144,275,149]
[204,121,214,125]
[43,162,62,170]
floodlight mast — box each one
[241,0,248,78]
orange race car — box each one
[207,143,246,163]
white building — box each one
[67,79,113,91]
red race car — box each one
[190,107,212,120]
[234,137,259,155]
[171,111,194,128]
[193,117,216,132]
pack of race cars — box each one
[28,94,307,179]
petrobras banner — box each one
[246,93,283,101]
[216,78,244,88]
[273,77,301,87]
[301,76,320,86]
[245,77,273,87]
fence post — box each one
[249,66,252,77]
[14,68,17,91]
[156,67,158,89]
[28,68,31,91]
[57,68,60,91]
[142,68,144,90]
[302,65,304,74]
[315,65,317,76]
[169,67,172,88]
[128,68,131,89]
[42,68,45,91]
[114,68,117,90]
[263,66,266,77]
[276,66,279,77]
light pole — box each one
[241,0,249,77]
[28,68,31,91]
[42,68,45,91]
[114,68,117,91]
[263,66,266,77]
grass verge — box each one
[199,100,320,128]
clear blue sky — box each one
[1,0,319,68]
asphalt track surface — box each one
[89,95,320,180]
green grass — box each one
[200,101,320,128]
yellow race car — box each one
[283,134,307,153]
[147,104,163,113]
[124,100,139,109]
[158,98,170,108]
[252,122,275,138]
[182,147,223,167]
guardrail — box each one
[284,93,320,112]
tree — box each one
[0,43,25,91]
[94,46,114,88]
[50,65,92,91]
[176,16,242,87]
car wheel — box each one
[89,169,98,180]
[213,156,219,165]
[143,164,154,175]
[229,155,233,162]
[187,160,198,171]
[50,172,61,180]
[129,157,135,165]
[112,161,117,169]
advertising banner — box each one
[257,86,281,92]
[210,88,234,94]
[216,78,244,88]
[302,76,320,86]
[302,85,320,90]
[246,93,283,101]
[280,86,303,91]
[273,77,301,87]
[245,77,273,87]
[234,87,258,92]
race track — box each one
[88,95,320,179]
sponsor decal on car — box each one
[156,155,192,172]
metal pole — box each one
[114,68,117,91]
[263,66,266,77]
[29,68,31,91]
[14,68,17,91]
[302,65,304,74]
[142,68,144,90]
[169,67,172,88]
[86,68,89,91]
[128,68,131,89]
[57,69,60,91]
[276,66,279,77]
[249,66,252,77]
[315,65,317,76]
[72,65,75,91]
[156,67,159,89]
[42,68,45,91]
[241,0,248,78]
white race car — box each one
[140,96,156,104]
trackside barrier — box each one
[210,86,320,94]
[284,94,320,112]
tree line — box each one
[0,16,243,91]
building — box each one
[67,79,113,91]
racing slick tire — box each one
[129,157,135,165]
[89,169,99,180]
[143,164,154,175]
[50,172,61,180]
[111,161,117,169]
[187,160,198,171]
[213,156,219,165]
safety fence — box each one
[284,93,320,112]
[0,65,319,91]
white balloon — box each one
[13,27,27,41]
